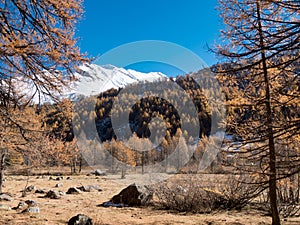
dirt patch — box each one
[0,173,296,224]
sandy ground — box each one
[0,172,299,225]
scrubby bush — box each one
[153,175,225,213]
[256,174,300,218]
[153,174,262,213]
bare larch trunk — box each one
[0,152,6,193]
[256,1,280,224]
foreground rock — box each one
[0,204,11,211]
[55,182,63,188]
[77,185,102,192]
[68,214,93,225]
[94,169,106,176]
[12,201,27,211]
[24,185,36,192]
[49,176,63,181]
[12,199,39,212]
[44,190,65,199]
[25,199,38,207]
[99,201,124,208]
[66,187,82,194]
[0,193,12,201]
[35,188,47,194]
[102,183,153,207]
[22,206,40,213]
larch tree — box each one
[167,128,189,172]
[0,0,86,189]
[43,99,81,172]
[215,0,300,224]
[0,0,86,105]
[0,105,43,193]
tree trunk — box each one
[0,152,6,194]
[164,149,168,173]
[73,157,77,174]
[176,148,180,172]
[111,147,114,173]
[256,1,280,224]
[135,150,138,173]
[142,151,145,174]
[297,173,300,203]
[121,167,126,179]
[79,154,82,173]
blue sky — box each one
[76,0,221,76]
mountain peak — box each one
[72,64,167,98]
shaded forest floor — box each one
[0,170,299,225]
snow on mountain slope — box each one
[72,64,167,97]
[15,64,167,104]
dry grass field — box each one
[0,170,299,225]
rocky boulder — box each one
[22,206,40,213]
[49,176,63,181]
[0,204,11,211]
[35,188,47,194]
[0,193,12,201]
[55,182,63,188]
[68,214,93,225]
[109,183,153,207]
[94,169,106,176]
[66,187,82,194]
[44,190,64,199]
[25,199,38,207]
[77,185,102,192]
[12,201,27,211]
[24,185,36,192]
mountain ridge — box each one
[17,64,168,104]
[72,64,167,98]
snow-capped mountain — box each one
[71,64,167,97]
[17,64,167,104]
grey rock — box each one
[58,190,66,196]
[22,206,40,213]
[24,185,36,192]
[0,204,11,211]
[77,185,102,192]
[0,193,12,201]
[55,182,63,188]
[94,169,106,176]
[109,183,153,207]
[44,190,62,199]
[35,189,47,194]
[66,187,82,194]
[98,201,123,208]
[25,199,38,207]
[55,176,63,181]
[12,201,27,210]
[68,214,93,225]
